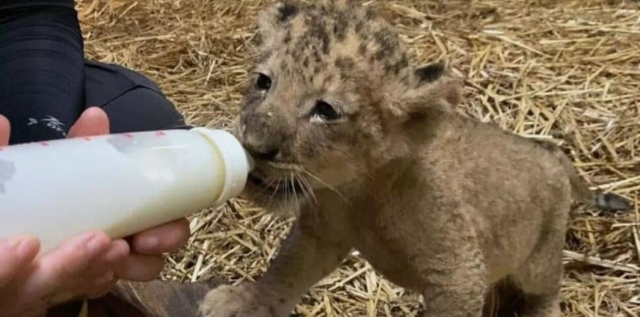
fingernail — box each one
[86,234,106,255]
[105,244,127,263]
[4,236,37,254]
[7,237,25,250]
[15,237,39,255]
[96,271,115,285]
[139,236,158,251]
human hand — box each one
[64,107,191,282]
[0,111,129,316]
[63,107,191,281]
[0,108,190,316]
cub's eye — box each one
[256,73,272,90]
[312,100,342,122]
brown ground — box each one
[76,0,639,316]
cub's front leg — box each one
[199,219,351,317]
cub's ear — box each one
[387,63,463,121]
[414,62,445,84]
[413,61,463,109]
[257,2,299,47]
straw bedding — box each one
[76,0,639,316]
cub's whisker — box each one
[302,170,348,202]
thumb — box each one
[0,115,10,146]
[68,108,110,138]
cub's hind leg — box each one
[510,211,567,317]
[510,247,564,316]
[482,278,527,317]
[481,252,562,317]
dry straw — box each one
[76,0,639,316]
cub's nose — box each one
[240,112,282,161]
[243,142,279,161]
[241,132,280,161]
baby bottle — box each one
[0,127,253,255]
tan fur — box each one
[199,1,632,316]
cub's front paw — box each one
[199,284,277,317]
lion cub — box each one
[199,1,632,316]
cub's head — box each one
[236,0,462,213]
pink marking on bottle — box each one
[40,142,49,146]
[84,137,92,141]
[124,133,134,139]
[156,131,166,136]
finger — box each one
[67,107,110,138]
[18,231,111,299]
[83,238,129,277]
[6,304,48,317]
[129,218,190,255]
[103,238,130,264]
[115,254,165,282]
[48,239,129,303]
[84,270,118,299]
[0,236,40,289]
[0,114,11,146]
[76,239,129,292]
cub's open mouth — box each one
[247,171,305,195]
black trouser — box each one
[1,2,191,315]
[0,0,188,145]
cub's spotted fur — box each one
[199,1,632,316]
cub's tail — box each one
[534,139,633,212]
[589,192,634,211]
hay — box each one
[76,0,639,316]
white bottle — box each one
[0,128,253,256]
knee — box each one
[85,61,189,133]
[100,88,188,133]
